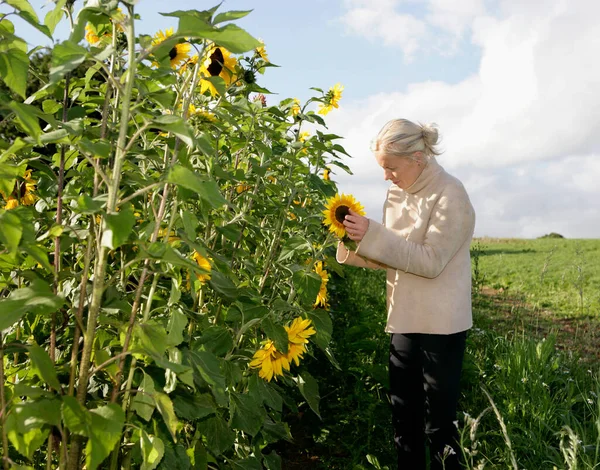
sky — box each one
[9,0,600,238]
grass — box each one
[280,238,600,469]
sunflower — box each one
[322,193,365,238]
[191,251,212,285]
[151,28,191,69]
[323,167,331,181]
[199,43,238,96]
[236,184,252,194]
[313,261,329,308]
[158,227,179,244]
[2,169,36,210]
[298,131,310,143]
[249,340,290,382]
[85,24,101,45]
[250,317,316,381]
[255,38,269,62]
[285,317,316,366]
[318,83,344,116]
[291,98,301,116]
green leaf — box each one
[262,451,282,470]
[306,309,332,350]
[297,372,320,418]
[23,243,53,273]
[167,165,229,209]
[133,321,169,357]
[213,10,253,24]
[8,102,41,143]
[140,431,165,470]
[62,396,91,436]
[181,209,199,239]
[78,138,112,159]
[15,10,52,40]
[277,236,312,263]
[196,415,235,455]
[5,0,38,22]
[230,392,266,436]
[5,412,48,460]
[230,457,262,470]
[0,281,63,332]
[177,17,260,53]
[189,351,227,406]
[292,269,322,307]
[0,210,23,254]
[28,344,61,390]
[76,194,104,214]
[196,326,233,356]
[208,271,239,300]
[173,393,216,420]
[50,40,88,84]
[132,372,156,422]
[151,115,194,147]
[166,308,188,347]
[101,207,136,249]
[261,318,288,354]
[44,0,67,35]
[155,392,179,442]
[0,47,29,98]
[248,374,282,412]
[86,404,126,470]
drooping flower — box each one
[191,251,212,285]
[318,83,344,116]
[313,261,329,308]
[85,24,101,45]
[2,169,37,210]
[323,167,331,181]
[199,43,238,96]
[291,98,301,116]
[322,193,365,238]
[249,340,290,382]
[255,38,269,62]
[151,28,191,69]
[250,317,316,381]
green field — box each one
[281,238,600,469]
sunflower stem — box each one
[0,334,9,470]
[67,7,137,467]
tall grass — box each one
[307,239,600,469]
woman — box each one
[336,119,475,469]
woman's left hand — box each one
[343,209,369,242]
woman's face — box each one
[374,151,424,189]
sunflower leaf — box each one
[213,10,253,25]
[0,47,29,98]
[261,318,288,355]
[297,371,320,418]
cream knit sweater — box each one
[336,158,476,334]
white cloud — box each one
[326,0,600,238]
[338,0,486,58]
[338,0,427,60]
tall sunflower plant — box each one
[0,2,352,469]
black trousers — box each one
[389,330,467,470]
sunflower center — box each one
[207,48,224,76]
[334,205,350,224]
[169,46,178,60]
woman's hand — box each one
[343,209,369,242]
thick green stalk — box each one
[0,335,9,470]
[67,7,137,469]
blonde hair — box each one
[371,119,441,160]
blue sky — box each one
[8,0,600,238]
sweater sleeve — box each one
[354,185,475,278]
[335,241,389,270]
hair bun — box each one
[421,123,439,147]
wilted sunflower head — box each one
[322,193,365,238]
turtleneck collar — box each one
[403,157,443,194]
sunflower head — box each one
[317,83,344,116]
[323,167,331,181]
[290,98,301,116]
[191,251,212,285]
[151,28,190,69]
[199,43,238,95]
[322,193,366,238]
